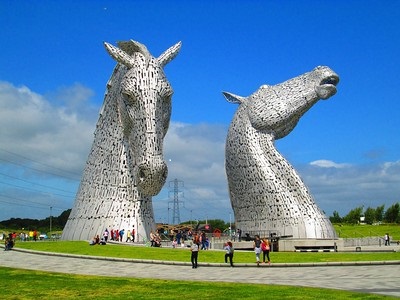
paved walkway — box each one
[1,247,400,298]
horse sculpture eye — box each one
[122,91,138,105]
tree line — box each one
[329,202,400,225]
[1,202,399,233]
[0,209,71,233]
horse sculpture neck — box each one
[225,66,339,239]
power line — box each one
[0,172,75,194]
[0,157,81,181]
[0,148,79,214]
[0,147,82,179]
[0,194,69,211]
[0,180,74,198]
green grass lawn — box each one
[0,266,396,300]
[13,241,400,263]
[333,224,400,240]
[3,225,400,300]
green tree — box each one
[384,203,400,223]
[205,219,228,231]
[181,219,228,232]
[343,206,363,224]
[364,207,375,225]
[57,209,72,227]
[329,210,342,223]
[375,205,385,223]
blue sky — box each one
[1,1,399,224]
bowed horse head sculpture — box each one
[224,66,339,139]
[224,66,339,239]
[104,40,181,196]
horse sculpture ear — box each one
[222,91,245,104]
[157,41,182,68]
[104,42,134,68]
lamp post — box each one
[49,206,52,237]
[229,212,232,236]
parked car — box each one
[39,233,48,240]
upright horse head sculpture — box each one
[103,40,179,196]
[224,66,339,239]
[62,40,181,241]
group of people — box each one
[190,234,272,269]
[230,228,243,242]
[253,235,271,266]
[103,228,136,243]
[2,230,38,242]
[3,231,42,250]
[87,227,272,269]
[88,228,137,245]
[187,231,213,268]
[149,231,162,247]
[89,234,107,245]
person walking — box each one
[224,241,234,267]
[190,240,199,269]
[131,227,135,242]
[119,229,124,242]
[384,233,390,246]
[103,229,109,242]
[253,235,262,266]
[261,237,271,264]
[125,229,131,242]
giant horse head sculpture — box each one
[224,66,339,239]
[104,40,181,196]
[61,40,181,241]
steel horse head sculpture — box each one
[224,66,339,239]
[62,40,181,241]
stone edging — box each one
[5,246,400,268]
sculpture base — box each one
[278,238,344,252]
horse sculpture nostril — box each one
[139,169,146,181]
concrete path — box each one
[1,248,400,298]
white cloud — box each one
[309,159,351,169]
[154,122,232,222]
[1,80,399,224]
[0,81,98,176]
[299,160,400,217]
[0,81,98,220]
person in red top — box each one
[261,237,271,264]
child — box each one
[224,241,234,267]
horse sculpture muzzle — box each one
[137,157,168,196]
[314,67,339,99]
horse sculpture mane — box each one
[62,40,181,241]
[224,66,339,239]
